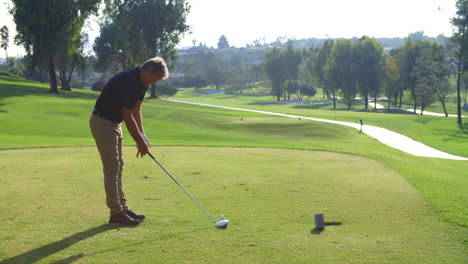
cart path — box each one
[166,99,468,161]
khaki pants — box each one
[89,114,129,215]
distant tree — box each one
[295,83,316,100]
[389,48,407,107]
[309,40,334,99]
[451,0,468,125]
[184,74,207,89]
[204,52,228,89]
[383,56,400,110]
[410,42,450,115]
[57,34,88,91]
[155,81,178,98]
[263,47,288,101]
[247,64,265,95]
[326,39,354,110]
[285,40,303,100]
[353,36,386,110]
[287,82,300,99]
[0,26,9,62]
[183,58,206,78]
[298,63,313,87]
[2,56,26,77]
[76,55,96,88]
[227,66,250,96]
[463,71,468,104]
[408,31,426,42]
[11,0,100,93]
[218,35,229,49]
[398,38,419,112]
[430,48,452,118]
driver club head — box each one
[215,219,230,229]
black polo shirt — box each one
[93,67,148,123]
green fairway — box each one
[0,147,466,264]
[173,88,468,158]
[1,76,467,263]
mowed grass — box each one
[0,76,467,263]
[0,147,466,264]
[174,88,468,158]
[0,76,467,227]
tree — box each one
[383,56,400,110]
[462,71,468,104]
[285,40,303,100]
[263,47,288,101]
[326,39,354,110]
[2,56,26,77]
[227,66,249,96]
[95,0,191,97]
[57,34,88,91]
[0,26,9,62]
[451,0,468,125]
[295,83,316,100]
[397,37,419,112]
[204,52,228,89]
[11,0,100,93]
[309,40,334,99]
[389,48,407,107]
[353,36,386,110]
[76,55,96,88]
[411,42,451,116]
[184,74,207,89]
[217,35,229,49]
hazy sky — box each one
[0,0,458,56]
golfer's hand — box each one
[141,132,151,147]
[136,132,151,148]
[136,141,149,158]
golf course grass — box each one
[0,147,466,263]
[0,76,467,263]
[173,87,468,158]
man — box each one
[90,57,169,226]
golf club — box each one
[147,152,230,228]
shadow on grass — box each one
[0,224,117,264]
[311,228,324,235]
[0,76,99,101]
[50,253,85,264]
[310,221,343,235]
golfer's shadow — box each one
[0,224,117,264]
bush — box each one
[0,70,26,80]
[155,82,178,98]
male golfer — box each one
[90,57,168,226]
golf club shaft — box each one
[147,152,217,223]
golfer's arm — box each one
[132,100,145,133]
[122,107,145,145]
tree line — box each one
[2,0,190,97]
[262,36,452,115]
[1,0,467,124]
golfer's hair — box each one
[140,57,169,80]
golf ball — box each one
[219,215,224,220]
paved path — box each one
[373,103,465,117]
[166,99,468,161]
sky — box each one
[0,0,458,57]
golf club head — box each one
[215,219,230,228]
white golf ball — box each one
[219,215,224,220]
